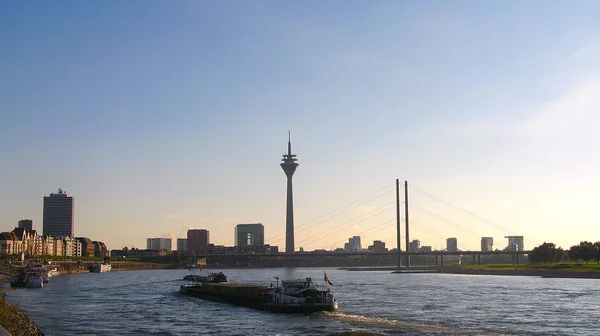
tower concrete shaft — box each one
[280,132,298,253]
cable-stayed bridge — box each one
[268,181,538,255]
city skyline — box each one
[2,2,600,251]
[5,186,530,252]
[0,186,536,253]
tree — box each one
[593,242,600,264]
[579,241,594,263]
[569,245,581,262]
[555,247,566,262]
[528,242,561,263]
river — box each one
[3,268,600,335]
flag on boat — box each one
[324,272,334,286]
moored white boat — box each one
[25,263,50,284]
[90,263,112,272]
[47,265,60,277]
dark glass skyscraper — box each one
[43,189,74,237]
[187,229,209,254]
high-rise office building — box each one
[344,236,362,251]
[177,238,187,251]
[505,236,524,251]
[281,132,299,253]
[368,240,387,253]
[43,189,74,237]
[18,219,33,231]
[409,239,420,252]
[481,237,493,251]
[187,229,209,254]
[146,238,172,250]
[235,223,265,247]
[446,238,458,252]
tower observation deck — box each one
[281,132,299,253]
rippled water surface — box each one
[4,268,600,335]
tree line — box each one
[528,241,600,263]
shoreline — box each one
[340,266,600,279]
[0,264,176,335]
[438,267,600,279]
[0,276,44,336]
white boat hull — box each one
[90,264,112,272]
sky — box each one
[1,1,600,252]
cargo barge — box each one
[183,271,228,283]
[180,276,338,313]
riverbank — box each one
[0,277,44,336]
[440,264,600,279]
[0,263,177,335]
[338,263,600,278]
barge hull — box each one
[180,283,337,313]
[180,285,267,310]
[264,302,337,313]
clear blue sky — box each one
[2,1,599,251]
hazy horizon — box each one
[2,1,599,252]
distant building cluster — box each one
[344,236,361,251]
[409,239,420,252]
[368,240,387,253]
[128,223,277,257]
[399,236,523,253]
[504,236,524,251]
[0,189,108,257]
[147,238,172,250]
[0,224,107,257]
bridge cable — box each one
[296,202,396,248]
[410,184,542,246]
[269,183,395,244]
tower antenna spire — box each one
[288,130,292,155]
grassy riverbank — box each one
[442,262,600,278]
[0,276,43,336]
[460,262,600,272]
